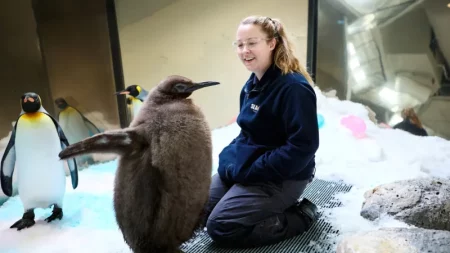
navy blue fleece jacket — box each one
[217,64,319,184]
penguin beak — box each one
[115,91,130,95]
[186,81,220,92]
[23,97,35,103]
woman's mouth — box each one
[243,57,255,63]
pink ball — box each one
[340,115,367,138]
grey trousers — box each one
[204,173,312,248]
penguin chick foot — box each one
[45,205,63,223]
[11,209,35,231]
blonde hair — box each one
[401,108,423,128]
[240,15,314,85]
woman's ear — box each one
[269,38,277,50]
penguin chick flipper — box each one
[1,126,17,197]
[58,128,144,160]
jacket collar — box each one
[244,64,282,93]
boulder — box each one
[336,227,450,253]
[360,178,450,231]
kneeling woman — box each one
[204,15,320,248]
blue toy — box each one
[317,114,325,129]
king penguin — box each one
[55,97,101,167]
[59,75,219,253]
[115,84,149,123]
[0,92,78,230]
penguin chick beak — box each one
[185,81,220,93]
[114,91,130,95]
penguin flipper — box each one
[73,108,102,135]
[84,119,102,136]
[45,113,79,189]
[1,127,17,197]
[58,128,143,159]
[60,140,79,189]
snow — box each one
[1,86,450,252]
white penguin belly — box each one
[15,115,66,210]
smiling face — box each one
[234,24,276,79]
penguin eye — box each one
[172,83,188,93]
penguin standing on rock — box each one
[1,92,78,230]
[59,75,219,253]
[115,84,149,123]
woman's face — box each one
[234,24,276,78]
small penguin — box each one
[59,75,219,253]
[55,97,101,167]
[0,92,78,230]
[115,84,149,123]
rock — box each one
[361,178,450,231]
[336,227,450,253]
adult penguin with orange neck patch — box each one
[0,92,78,230]
[59,75,219,253]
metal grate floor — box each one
[180,179,352,253]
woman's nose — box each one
[241,45,250,53]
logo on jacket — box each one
[250,103,260,112]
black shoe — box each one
[296,198,319,224]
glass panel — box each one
[316,0,450,139]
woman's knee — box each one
[205,219,224,242]
[206,218,244,244]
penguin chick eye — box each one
[172,83,188,93]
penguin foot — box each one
[45,205,63,223]
[10,209,35,231]
[10,219,35,230]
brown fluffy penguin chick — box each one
[58,75,219,253]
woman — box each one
[204,16,320,248]
[393,108,428,136]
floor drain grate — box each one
[181,178,352,253]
